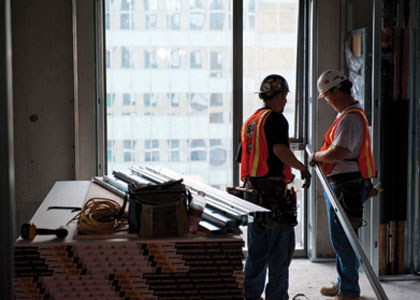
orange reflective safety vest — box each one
[240,109,293,183]
[320,107,375,178]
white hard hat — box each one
[317,69,348,99]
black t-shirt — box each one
[236,108,289,178]
[264,110,289,177]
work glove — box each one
[300,169,311,189]
[308,152,317,167]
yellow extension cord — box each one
[67,197,128,235]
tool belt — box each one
[327,172,365,228]
[246,177,298,228]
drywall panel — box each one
[11,0,75,229]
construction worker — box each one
[238,74,311,300]
[309,69,377,300]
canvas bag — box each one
[128,178,190,238]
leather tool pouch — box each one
[127,179,190,237]
[329,174,364,228]
[259,188,298,228]
[244,178,298,227]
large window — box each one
[243,0,299,137]
[104,1,304,248]
[105,0,233,188]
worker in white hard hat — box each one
[308,69,378,300]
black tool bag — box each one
[336,178,365,228]
[258,188,298,228]
[328,173,365,228]
[127,179,190,238]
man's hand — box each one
[300,169,311,189]
[366,181,383,199]
[308,152,317,167]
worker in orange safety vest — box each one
[238,74,311,300]
[308,69,379,300]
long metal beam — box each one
[306,145,389,300]
[130,166,260,224]
[143,166,270,217]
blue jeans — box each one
[324,182,367,298]
[243,221,295,300]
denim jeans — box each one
[324,182,367,298]
[243,221,295,300]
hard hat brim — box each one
[317,91,327,99]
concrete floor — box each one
[286,258,420,300]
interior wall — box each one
[11,0,75,230]
[311,0,342,257]
[74,0,97,180]
[351,0,373,29]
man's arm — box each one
[273,144,311,188]
[314,145,351,163]
[273,144,306,171]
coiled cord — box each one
[67,197,128,235]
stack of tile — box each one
[15,237,244,300]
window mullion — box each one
[232,0,243,187]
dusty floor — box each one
[285,258,420,300]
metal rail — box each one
[143,166,271,217]
[306,146,389,300]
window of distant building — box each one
[120,0,135,30]
[121,47,133,68]
[144,93,157,107]
[170,49,181,68]
[144,0,157,11]
[105,0,111,30]
[145,139,159,162]
[209,0,224,30]
[190,50,202,68]
[190,139,207,161]
[168,139,180,161]
[189,0,205,30]
[209,112,223,123]
[106,50,111,68]
[144,50,157,68]
[123,139,136,162]
[108,140,116,162]
[144,0,157,30]
[169,13,181,30]
[107,93,116,117]
[210,51,222,77]
[189,93,208,111]
[168,93,180,107]
[209,139,226,166]
[167,0,182,30]
[122,93,131,106]
[248,0,256,29]
[210,93,223,106]
[145,14,157,30]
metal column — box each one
[0,0,15,299]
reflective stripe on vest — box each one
[240,109,293,182]
[320,108,375,178]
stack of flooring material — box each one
[15,237,244,300]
